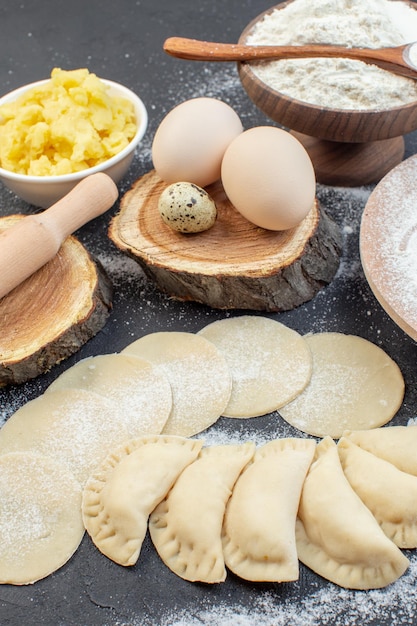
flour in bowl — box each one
[245,0,417,109]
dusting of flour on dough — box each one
[361,156,417,330]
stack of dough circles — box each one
[46,353,172,438]
[279,332,405,438]
[0,388,144,485]
[122,332,232,437]
[197,315,313,418]
[0,451,84,585]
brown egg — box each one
[152,97,243,188]
[221,126,316,231]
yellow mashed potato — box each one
[0,68,137,176]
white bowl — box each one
[0,78,148,208]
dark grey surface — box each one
[1,1,417,624]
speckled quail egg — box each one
[158,182,217,233]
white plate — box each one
[360,154,417,341]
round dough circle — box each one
[0,451,84,585]
[0,389,138,485]
[198,316,312,418]
[122,332,232,436]
[46,353,172,437]
[279,332,405,438]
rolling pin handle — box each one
[0,173,119,300]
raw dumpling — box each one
[343,426,417,476]
[122,331,232,436]
[149,442,255,583]
[296,437,409,589]
[280,332,404,438]
[198,315,312,418]
[222,438,316,582]
[82,435,202,566]
[46,353,172,437]
[338,437,417,548]
[0,451,84,585]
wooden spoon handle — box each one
[0,172,118,300]
[163,37,416,79]
[164,37,336,61]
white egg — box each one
[152,97,243,188]
[158,182,217,233]
[221,126,316,231]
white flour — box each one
[246,0,417,109]
[151,555,417,625]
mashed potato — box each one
[0,68,137,176]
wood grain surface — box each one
[109,171,342,311]
[0,216,113,386]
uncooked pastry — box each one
[222,438,315,582]
[82,435,202,566]
[197,315,312,418]
[0,451,84,585]
[0,388,148,485]
[149,442,255,583]
[46,353,172,437]
[121,331,232,436]
[296,437,409,589]
[279,332,404,438]
[343,425,417,476]
[338,437,417,549]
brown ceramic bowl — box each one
[237,1,417,185]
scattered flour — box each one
[246,0,417,109]
[96,251,146,286]
[150,555,417,626]
[197,414,308,448]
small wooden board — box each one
[109,170,342,311]
[0,215,113,386]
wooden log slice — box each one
[0,215,113,387]
[109,170,342,312]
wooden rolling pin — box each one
[0,172,118,300]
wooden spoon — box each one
[163,37,417,80]
[0,172,118,300]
